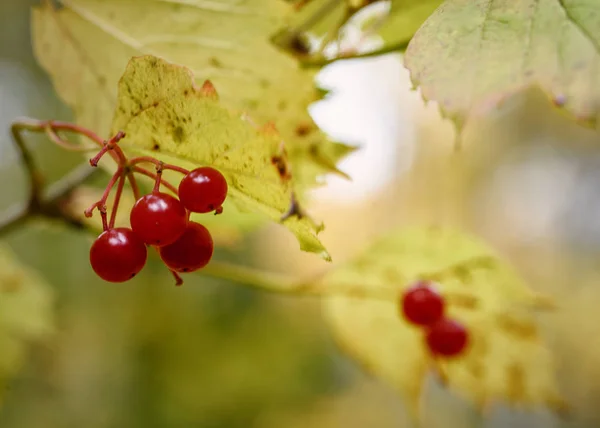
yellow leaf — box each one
[0,244,54,401]
[320,226,566,419]
[31,0,353,187]
[111,55,330,259]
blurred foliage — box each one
[2,1,600,428]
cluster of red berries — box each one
[400,280,469,358]
[83,131,228,285]
[89,166,227,284]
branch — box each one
[0,118,103,235]
[201,261,397,301]
[299,40,408,68]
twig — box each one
[201,261,397,300]
[299,40,408,68]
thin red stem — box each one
[89,131,128,167]
[44,127,90,151]
[129,156,190,175]
[153,169,163,193]
[109,174,126,229]
[84,168,123,218]
[99,206,109,231]
[127,171,142,201]
[170,270,183,286]
[132,166,179,195]
[46,120,105,146]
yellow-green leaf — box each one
[405,0,600,130]
[31,0,353,188]
[319,227,565,419]
[0,244,54,402]
[378,0,444,47]
[111,56,329,259]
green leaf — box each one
[404,0,600,130]
[31,0,353,190]
[111,56,330,259]
[319,227,566,419]
[0,244,54,401]
[378,0,444,47]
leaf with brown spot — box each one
[31,0,354,188]
[112,56,330,259]
[316,227,565,420]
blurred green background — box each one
[3,1,600,428]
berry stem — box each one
[108,174,126,229]
[132,166,179,195]
[89,131,127,167]
[129,156,190,175]
[127,171,142,201]
[84,168,123,219]
[152,165,163,193]
[44,126,91,151]
[170,270,183,286]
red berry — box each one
[89,228,147,283]
[401,281,445,326]
[425,318,469,357]
[158,221,214,273]
[130,192,188,246]
[178,167,228,213]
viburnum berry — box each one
[159,221,214,273]
[425,318,469,358]
[89,228,147,283]
[130,192,188,246]
[401,280,445,326]
[178,166,228,214]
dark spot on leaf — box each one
[152,101,159,107]
[271,155,290,180]
[295,123,312,137]
[224,156,229,161]
[138,102,143,110]
[184,90,189,96]
[496,314,538,340]
[98,76,107,86]
[277,100,288,111]
[224,144,230,151]
[289,33,311,55]
[173,126,185,143]
[209,57,222,68]
[151,139,160,151]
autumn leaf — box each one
[31,0,353,191]
[109,56,329,259]
[0,244,54,402]
[318,227,565,420]
[405,0,600,130]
